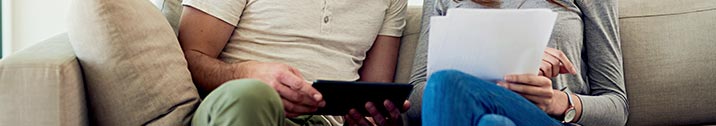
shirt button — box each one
[323,16,330,23]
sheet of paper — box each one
[427,8,558,82]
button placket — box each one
[320,0,330,33]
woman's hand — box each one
[540,48,578,78]
[498,74,565,115]
[345,100,410,126]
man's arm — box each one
[358,35,401,82]
[178,6,325,117]
[178,7,237,92]
[351,35,404,126]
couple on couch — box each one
[178,0,627,125]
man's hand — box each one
[539,48,577,78]
[345,100,410,126]
[234,61,326,117]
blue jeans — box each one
[422,70,562,126]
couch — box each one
[1,0,715,125]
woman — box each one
[407,0,627,125]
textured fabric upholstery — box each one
[620,0,716,125]
[395,6,424,83]
[67,0,200,125]
[0,34,88,126]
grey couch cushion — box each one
[67,0,200,125]
[620,0,716,125]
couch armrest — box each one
[0,33,88,126]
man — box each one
[177,0,409,125]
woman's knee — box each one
[427,70,492,90]
[428,70,466,83]
[427,70,468,89]
[477,114,516,126]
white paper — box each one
[427,8,558,82]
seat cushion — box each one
[619,0,716,125]
[67,0,200,125]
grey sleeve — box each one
[405,0,446,125]
[574,0,629,125]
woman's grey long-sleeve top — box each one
[406,0,628,125]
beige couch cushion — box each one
[67,0,200,125]
[0,34,87,126]
[620,0,716,125]
[150,0,183,33]
[394,5,423,83]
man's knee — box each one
[213,79,281,106]
[194,79,284,125]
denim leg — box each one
[477,114,516,126]
[422,70,561,126]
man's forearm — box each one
[184,49,241,93]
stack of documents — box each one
[427,8,558,82]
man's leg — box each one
[422,70,561,126]
[192,79,285,126]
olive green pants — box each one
[192,79,329,126]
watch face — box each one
[565,109,576,122]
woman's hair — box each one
[468,0,569,9]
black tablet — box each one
[309,80,414,116]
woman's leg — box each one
[477,114,516,126]
[422,70,561,126]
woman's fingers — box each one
[542,54,561,77]
[497,81,553,97]
[544,48,577,74]
[540,60,554,78]
[504,74,551,87]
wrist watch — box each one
[562,89,577,123]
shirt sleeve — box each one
[574,0,629,125]
[378,0,408,37]
[182,0,246,26]
[405,0,448,124]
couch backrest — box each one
[394,6,424,83]
[153,1,716,125]
[619,0,716,125]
